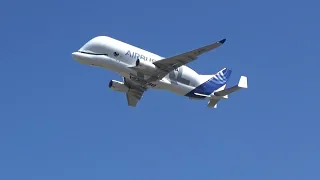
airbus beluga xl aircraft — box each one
[72,36,248,108]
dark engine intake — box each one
[134,58,157,73]
[108,80,129,93]
[136,59,140,66]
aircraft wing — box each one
[124,77,146,107]
[145,38,226,82]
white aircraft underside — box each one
[72,36,248,108]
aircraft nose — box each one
[72,52,82,61]
[72,51,93,65]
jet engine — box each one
[135,59,157,72]
[108,80,129,93]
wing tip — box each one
[219,39,226,44]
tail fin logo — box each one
[211,68,232,85]
[185,68,232,98]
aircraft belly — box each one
[98,59,195,96]
[157,80,194,96]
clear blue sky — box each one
[1,0,319,179]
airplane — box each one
[71,36,248,108]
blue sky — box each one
[0,0,319,179]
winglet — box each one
[219,39,226,44]
[238,76,248,88]
[213,75,248,97]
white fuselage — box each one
[72,36,216,98]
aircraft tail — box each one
[211,67,232,93]
[207,75,248,108]
[190,68,232,99]
[204,67,232,91]
[187,68,234,100]
[213,67,232,84]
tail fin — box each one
[212,68,232,86]
[187,68,232,99]
[205,68,232,108]
[206,68,232,94]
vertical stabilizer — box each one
[186,68,232,99]
[199,68,232,95]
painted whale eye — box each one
[113,52,119,57]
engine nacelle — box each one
[108,80,129,93]
[135,59,157,72]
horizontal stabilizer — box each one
[207,98,220,108]
[214,76,248,97]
